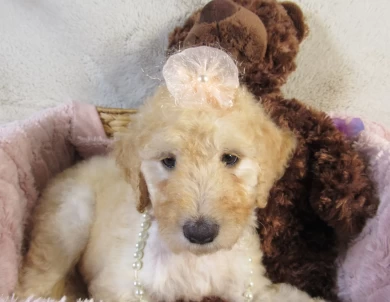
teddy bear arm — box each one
[262,96,378,239]
[308,124,379,239]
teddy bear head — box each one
[168,0,308,97]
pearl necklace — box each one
[132,212,254,302]
[132,212,151,302]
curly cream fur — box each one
[16,86,324,302]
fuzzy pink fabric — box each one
[335,122,390,302]
[0,102,110,295]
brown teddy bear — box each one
[168,0,379,301]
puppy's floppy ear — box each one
[114,131,151,213]
[256,126,296,208]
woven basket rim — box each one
[96,106,138,114]
[97,106,137,137]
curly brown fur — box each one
[167,0,379,301]
[258,96,378,301]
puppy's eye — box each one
[221,153,239,167]
[161,157,176,169]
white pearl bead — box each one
[132,260,143,270]
[136,241,145,250]
[248,281,254,288]
[141,221,151,229]
[249,270,254,275]
[197,75,209,82]
[244,291,253,300]
[133,281,142,287]
[134,251,144,259]
[138,231,148,240]
[248,257,252,263]
[135,287,145,297]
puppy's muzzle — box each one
[183,217,219,244]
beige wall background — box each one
[0,0,388,127]
[283,0,390,127]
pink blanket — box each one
[0,102,110,295]
[335,122,390,302]
[0,105,389,302]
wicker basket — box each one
[96,107,137,137]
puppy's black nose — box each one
[183,217,219,245]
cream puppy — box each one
[17,47,325,302]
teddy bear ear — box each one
[281,2,308,42]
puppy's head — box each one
[114,86,295,255]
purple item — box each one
[332,117,365,138]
